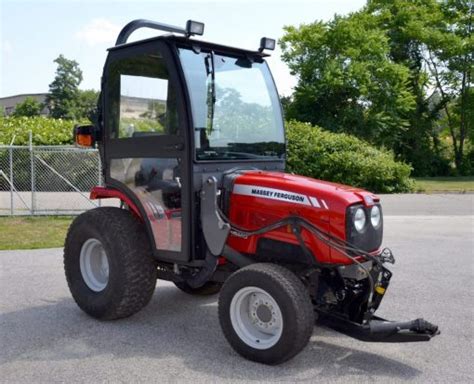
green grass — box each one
[415,176,474,193]
[0,216,73,250]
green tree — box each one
[75,89,99,122]
[281,0,472,175]
[12,96,43,117]
[365,0,448,175]
[280,95,293,119]
[425,0,473,173]
[280,12,416,150]
[46,55,83,119]
[367,0,472,174]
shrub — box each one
[0,116,77,145]
[286,120,415,193]
[12,97,43,117]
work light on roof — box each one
[186,20,205,36]
[259,37,276,52]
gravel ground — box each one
[0,194,473,383]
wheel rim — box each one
[79,238,109,292]
[229,286,283,350]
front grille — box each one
[345,204,383,252]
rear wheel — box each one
[174,281,222,295]
[218,263,314,365]
[64,207,157,320]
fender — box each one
[90,186,142,219]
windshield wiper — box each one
[204,51,216,134]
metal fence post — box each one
[9,147,13,215]
[29,131,35,215]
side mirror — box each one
[74,124,95,147]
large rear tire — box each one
[64,207,157,320]
[218,263,314,365]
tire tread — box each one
[64,207,157,320]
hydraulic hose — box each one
[217,208,381,305]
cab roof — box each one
[108,34,270,59]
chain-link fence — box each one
[0,145,104,215]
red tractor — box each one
[65,19,439,365]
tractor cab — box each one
[81,20,285,264]
[68,19,439,365]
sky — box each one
[0,0,366,98]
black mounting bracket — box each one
[200,177,231,256]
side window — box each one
[107,51,179,139]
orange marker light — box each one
[76,134,93,147]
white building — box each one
[0,93,49,116]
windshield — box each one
[178,48,285,161]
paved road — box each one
[1,194,473,383]
[380,193,473,216]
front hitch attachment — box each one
[319,313,440,343]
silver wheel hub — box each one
[79,238,109,292]
[230,286,283,350]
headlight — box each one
[353,207,366,232]
[370,205,381,228]
[346,204,383,252]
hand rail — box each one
[115,19,187,46]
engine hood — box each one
[230,171,379,212]
[226,170,381,265]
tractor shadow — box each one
[1,285,421,381]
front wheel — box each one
[218,263,314,365]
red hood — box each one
[228,171,380,264]
[232,171,378,211]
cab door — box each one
[102,40,191,262]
